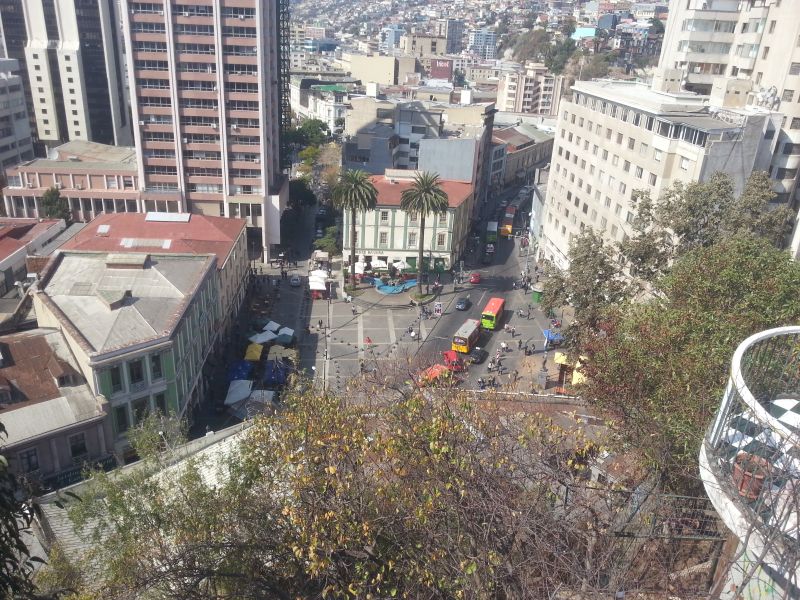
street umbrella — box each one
[371,259,388,270]
[264,320,281,332]
[393,260,410,270]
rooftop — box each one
[13,141,137,174]
[38,251,215,355]
[60,213,246,270]
[493,127,537,150]
[369,173,473,208]
[0,328,103,447]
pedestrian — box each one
[352,306,357,316]
[511,326,516,337]
[518,339,523,350]
[500,341,508,352]
[318,319,323,330]
[512,369,519,383]
[526,310,531,320]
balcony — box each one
[700,327,800,589]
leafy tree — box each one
[313,225,341,256]
[58,385,662,599]
[0,423,43,597]
[512,29,552,62]
[545,38,577,74]
[617,190,671,283]
[321,166,339,191]
[541,229,629,345]
[649,17,665,35]
[578,51,616,80]
[298,145,321,168]
[40,187,71,223]
[561,19,576,37]
[581,235,800,492]
[453,69,467,88]
[288,178,317,210]
[332,169,378,285]
[298,119,329,146]
[399,172,449,294]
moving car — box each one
[467,347,488,364]
[289,274,301,287]
[469,272,481,284]
[416,364,457,387]
[455,297,471,311]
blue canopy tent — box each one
[543,329,564,348]
[227,360,254,383]
[262,360,290,387]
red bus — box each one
[481,297,505,330]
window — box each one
[379,210,389,223]
[132,397,149,424]
[769,20,776,33]
[783,143,800,155]
[791,118,800,130]
[756,72,763,85]
[623,160,630,172]
[128,359,145,387]
[109,366,123,393]
[436,232,446,248]
[378,231,388,247]
[602,149,608,160]
[679,157,690,171]
[790,63,800,76]
[18,449,38,473]
[616,133,623,145]
[407,231,417,247]
[781,89,794,102]
[612,155,619,166]
[654,149,663,162]
[775,168,798,180]
[627,137,635,150]
[438,213,447,226]
[151,354,163,380]
[154,393,167,415]
[69,433,88,459]
[619,182,626,194]
[762,47,769,60]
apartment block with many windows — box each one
[659,0,800,255]
[122,0,287,258]
[540,79,776,269]
[496,62,566,117]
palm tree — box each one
[399,171,449,295]
[332,169,378,286]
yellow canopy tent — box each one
[245,343,263,361]
[554,351,586,386]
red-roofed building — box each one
[343,170,474,272]
[59,212,248,342]
[0,218,66,296]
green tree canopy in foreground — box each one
[581,235,800,492]
[44,391,644,599]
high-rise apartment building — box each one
[121,0,288,256]
[496,62,566,117]
[467,28,497,60]
[0,0,37,144]
[379,24,405,53]
[21,0,131,146]
[658,0,800,255]
[433,19,464,54]
[539,80,776,269]
[0,59,34,170]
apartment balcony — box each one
[700,327,800,589]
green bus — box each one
[486,221,498,243]
[480,297,505,330]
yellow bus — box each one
[452,319,481,353]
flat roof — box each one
[369,175,473,209]
[572,79,708,114]
[15,141,137,173]
[40,252,215,354]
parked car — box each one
[469,272,481,284]
[289,274,302,287]
[455,297,471,311]
[467,347,488,364]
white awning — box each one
[309,280,326,291]
[278,327,295,337]
[263,320,281,332]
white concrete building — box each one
[22,0,131,146]
[467,28,497,60]
[540,79,777,269]
[496,62,566,117]
[658,0,800,256]
[0,58,33,170]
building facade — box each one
[33,250,219,455]
[492,125,554,188]
[342,171,474,271]
[121,0,288,257]
[658,0,800,255]
[496,62,566,117]
[433,19,464,54]
[0,59,34,170]
[22,0,131,146]
[700,327,800,599]
[400,34,449,59]
[540,80,776,269]
[467,28,497,60]
[0,328,113,488]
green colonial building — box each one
[33,251,219,457]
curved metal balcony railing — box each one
[701,326,800,576]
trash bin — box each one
[531,283,544,303]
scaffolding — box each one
[277,0,291,170]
